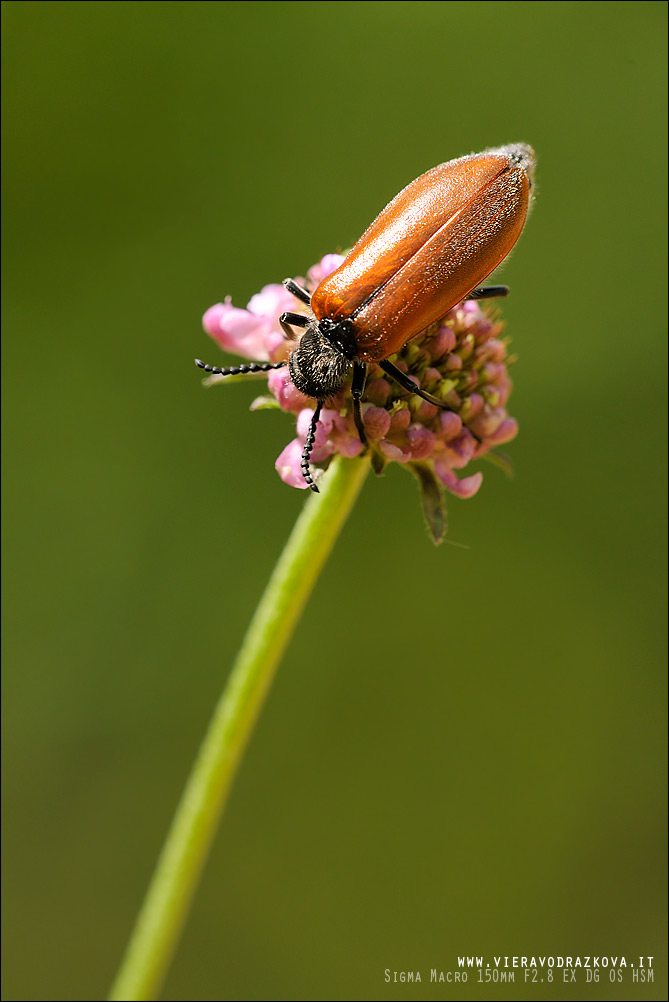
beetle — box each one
[197,143,535,491]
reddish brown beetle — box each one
[197,143,535,491]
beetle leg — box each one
[195,358,286,376]
[466,285,509,301]
[280,311,310,340]
[379,358,454,410]
[283,278,312,306]
[301,402,322,492]
[351,361,369,450]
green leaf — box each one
[480,449,515,477]
[370,449,387,476]
[203,370,273,388]
[249,395,281,411]
[409,462,447,545]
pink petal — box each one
[362,405,392,441]
[484,361,505,383]
[461,300,493,338]
[406,424,436,460]
[438,411,463,441]
[296,407,335,463]
[439,431,477,469]
[332,430,364,457]
[495,373,513,407]
[202,301,232,338]
[416,400,439,421]
[426,324,456,358]
[380,439,412,462]
[463,392,484,420]
[390,408,411,432]
[266,330,290,363]
[203,302,271,361]
[470,406,506,439]
[434,463,483,499]
[267,367,311,413]
[485,417,519,446]
[275,439,308,489]
[306,254,345,288]
[248,283,298,323]
[363,378,392,406]
[328,412,365,457]
[486,339,506,362]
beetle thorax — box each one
[289,323,353,401]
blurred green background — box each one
[2,2,666,1000]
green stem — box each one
[109,455,370,1001]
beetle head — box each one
[289,322,353,400]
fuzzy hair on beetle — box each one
[196,143,535,492]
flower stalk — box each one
[109,454,370,1001]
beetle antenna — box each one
[195,359,286,376]
[301,403,322,493]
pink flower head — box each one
[199,254,520,539]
